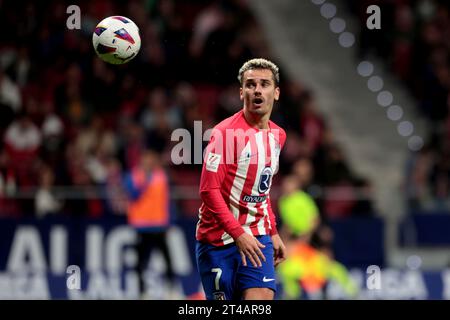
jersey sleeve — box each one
[279,127,287,149]
[199,128,245,240]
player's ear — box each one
[274,86,280,101]
[240,86,244,100]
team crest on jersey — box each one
[258,166,273,193]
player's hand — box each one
[271,234,286,267]
[235,233,266,268]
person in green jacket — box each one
[277,174,358,299]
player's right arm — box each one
[199,128,266,267]
[199,128,245,240]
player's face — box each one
[240,69,280,116]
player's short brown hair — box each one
[238,58,280,86]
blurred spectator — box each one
[429,141,450,209]
[279,174,320,239]
[277,175,357,300]
[299,91,326,155]
[123,149,176,298]
[0,67,21,130]
[0,150,19,217]
[117,120,147,171]
[173,82,202,131]
[5,46,32,88]
[41,101,64,143]
[405,145,434,210]
[63,141,100,218]
[278,234,357,300]
[139,87,181,152]
[278,132,313,175]
[103,158,127,215]
[279,80,305,133]
[76,116,118,185]
[190,1,225,59]
[292,157,315,190]
[35,165,62,218]
[40,100,66,172]
[55,63,92,128]
[76,115,116,159]
[215,83,242,120]
[351,177,376,216]
[3,111,41,188]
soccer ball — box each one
[92,16,141,65]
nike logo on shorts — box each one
[263,276,275,282]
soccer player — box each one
[196,58,287,300]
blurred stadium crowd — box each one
[348,0,450,212]
[0,0,377,222]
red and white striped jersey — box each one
[196,110,286,246]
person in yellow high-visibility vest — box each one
[277,174,358,299]
[278,174,320,239]
[278,240,358,299]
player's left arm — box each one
[269,126,287,267]
[267,195,286,267]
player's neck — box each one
[243,109,270,130]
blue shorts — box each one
[196,235,276,300]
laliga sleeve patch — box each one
[206,152,221,172]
